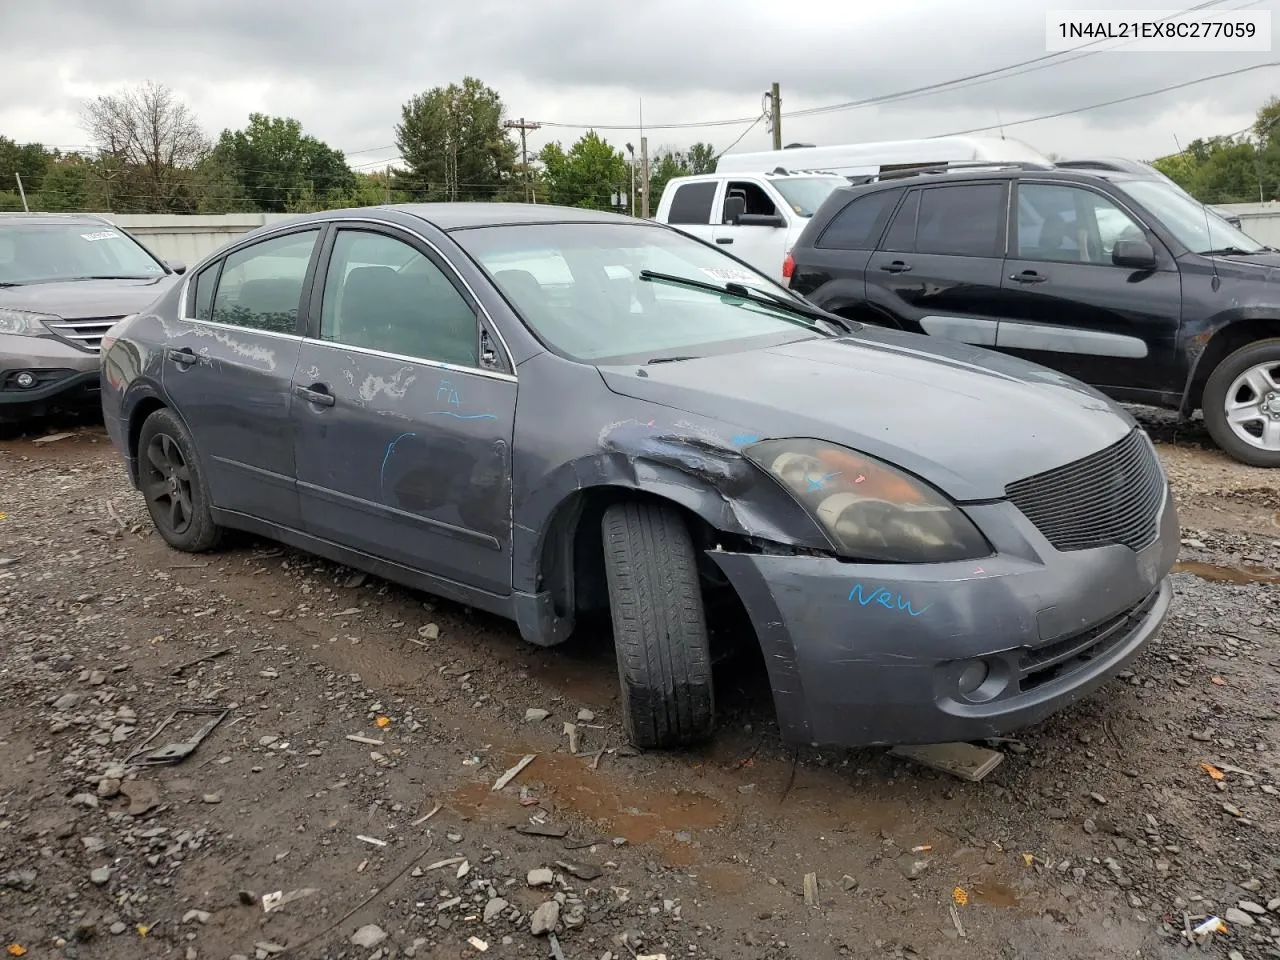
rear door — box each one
[865,181,1011,345]
[788,186,904,308]
[998,180,1183,392]
[291,222,516,596]
[161,225,323,529]
[710,178,791,280]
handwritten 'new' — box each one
[848,583,931,617]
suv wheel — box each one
[137,408,224,551]
[1203,338,1280,467]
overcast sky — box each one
[1,0,1277,172]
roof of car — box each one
[287,202,643,231]
[0,212,115,226]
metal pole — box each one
[770,82,782,150]
[15,172,29,212]
[640,136,650,219]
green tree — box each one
[539,131,628,210]
[395,77,518,201]
[212,113,356,212]
[32,155,97,212]
[686,142,717,174]
[0,136,53,199]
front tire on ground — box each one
[601,500,715,749]
[1202,338,1280,468]
[137,407,223,552]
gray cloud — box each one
[1,0,1275,168]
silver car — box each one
[0,213,182,421]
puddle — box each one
[974,883,1020,908]
[1173,561,1280,585]
[449,751,724,845]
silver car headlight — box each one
[744,438,991,563]
[0,308,59,337]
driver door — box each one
[711,179,790,281]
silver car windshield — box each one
[1114,179,1265,255]
[0,222,165,285]
[455,222,828,363]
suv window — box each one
[667,182,717,225]
[1016,183,1146,264]
[721,181,777,222]
[210,229,320,334]
[320,229,478,368]
[915,183,1005,257]
[817,188,902,250]
[881,189,920,252]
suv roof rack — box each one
[768,166,843,177]
[871,160,1056,182]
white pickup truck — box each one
[652,169,849,285]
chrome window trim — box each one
[304,336,518,383]
[178,214,519,379]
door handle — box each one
[880,260,912,273]
[166,347,198,366]
[1010,270,1047,284]
[294,383,336,407]
[715,237,734,245]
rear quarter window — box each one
[815,189,903,250]
[666,182,717,225]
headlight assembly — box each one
[0,308,58,337]
[745,438,991,563]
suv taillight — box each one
[782,250,795,281]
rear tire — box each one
[137,408,223,552]
[601,501,715,749]
[1202,338,1280,468]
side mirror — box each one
[737,212,787,228]
[165,259,187,275]
[723,195,746,225]
[1112,239,1156,270]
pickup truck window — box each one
[817,188,903,250]
[667,182,718,225]
[721,181,778,222]
[772,176,854,217]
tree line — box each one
[0,78,716,216]
[1150,96,1280,205]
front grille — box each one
[1005,428,1163,552]
[43,316,125,352]
[1018,588,1159,692]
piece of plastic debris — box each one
[376,716,391,728]
[911,845,932,853]
[1021,853,1035,867]
[457,860,471,879]
[952,886,969,906]
[357,835,387,847]
[1193,915,1227,937]
[803,872,819,907]
[136,925,151,937]
[949,902,966,938]
[412,803,442,826]
[492,754,536,791]
[1200,762,1226,781]
[346,734,383,745]
[426,856,466,871]
[467,936,489,952]
[1211,676,1227,685]
[7,946,27,957]
[261,888,319,914]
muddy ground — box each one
[1,409,1278,960]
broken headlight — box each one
[745,439,991,563]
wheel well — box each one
[536,487,754,623]
[832,302,900,329]
[1186,318,1280,412]
[126,398,167,473]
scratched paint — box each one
[183,324,277,368]
[430,378,497,420]
[848,583,932,617]
[379,431,417,498]
[357,367,416,403]
[731,433,761,446]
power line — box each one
[714,115,767,161]
[933,61,1280,138]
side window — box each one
[210,229,319,334]
[1016,183,1146,265]
[320,229,479,368]
[666,182,717,225]
[721,181,777,222]
[880,189,920,252]
[816,188,903,250]
[915,183,1005,258]
[191,262,220,321]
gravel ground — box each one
[1,408,1279,960]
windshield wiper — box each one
[1197,246,1258,256]
[646,355,701,364]
[60,274,158,281]
[637,270,853,334]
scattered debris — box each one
[426,857,466,871]
[169,647,232,676]
[492,754,536,791]
[32,432,75,444]
[952,887,969,906]
[345,734,383,746]
[525,708,551,722]
[577,708,595,722]
[556,859,603,881]
[411,803,442,826]
[350,924,387,948]
[564,721,580,754]
[530,900,560,935]
[262,888,319,914]
[356,834,387,847]
[127,705,230,765]
[889,742,1004,781]
[949,902,966,938]
[528,867,555,886]
[467,936,489,952]
[803,872,819,907]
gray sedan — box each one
[99,203,1179,750]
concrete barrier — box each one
[83,213,302,266]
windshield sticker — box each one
[80,230,120,242]
[699,266,758,283]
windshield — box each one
[454,222,828,364]
[770,177,849,217]
[0,222,165,285]
[1113,179,1265,255]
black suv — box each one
[787,162,1280,467]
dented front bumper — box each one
[708,489,1179,748]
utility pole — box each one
[14,173,29,212]
[640,136,650,218]
[385,164,392,204]
[768,82,782,150]
[504,117,542,203]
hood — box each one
[597,328,1137,502]
[0,276,178,320]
